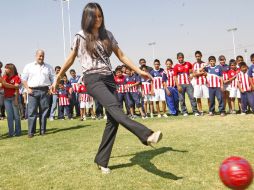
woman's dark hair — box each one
[5,63,18,75]
[81,3,112,58]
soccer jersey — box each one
[248,64,254,82]
[173,62,192,85]
[58,88,70,106]
[162,68,175,87]
[69,75,81,92]
[78,84,87,93]
[140,78,152,95]
[192,62,207,85]
[2,75,21,98]
[220,64,230,73]
[205,65,222,88]
[125,73,140,92]
[222,72,229,81]
[114,75,126,93]
[150,68,164,89]
[238,71,251,92]
[228,69,239,88]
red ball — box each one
[219,156,253,190]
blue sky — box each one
[1,0,254,74]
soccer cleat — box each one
[49,117,54,121]
[157,114,162,118]
[241,112,247,116]
[147,131,163,145]
[183,113,188,117]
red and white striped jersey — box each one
[58,96,70,106]
[141,82,152,95]
[114,75,126,93]
[222,73,229,81]
[207,74,222,88]
[152,77,163,89]
[79,93,93,102]
[71,83,79,92]
[177,73,190,85]
[163,69,175,87]
[125,83,138,92]
[237,72,251,92]
[228,70,239,88]
[173,62,192,85]
[192,62,207,85]
[117,84,126,93]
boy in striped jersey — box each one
[238,62,254,115]
[228,60,240,114]
[125,67,145,119]
[162,59,179,116]
[150,59,168,118]
[78,78,95,120]
[218,55,232,113]
[57,80,72,120]
[192,51,209,115]
[114,66,129,113]
[140,65,153,118]
[174,53,199,116]
[202,56,225,116]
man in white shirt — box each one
[22,50,54,138]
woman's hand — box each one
[51,76,61,94]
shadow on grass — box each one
[110,147,187,180]
[0,125,90,139]
[47,124,90,134]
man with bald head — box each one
[22,50,54,138]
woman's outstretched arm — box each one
[51,50,77,92]
[113,46,152,80]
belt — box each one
[29,86,49,91]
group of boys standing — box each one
[114,51,254,118]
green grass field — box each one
[0,113,254,190]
